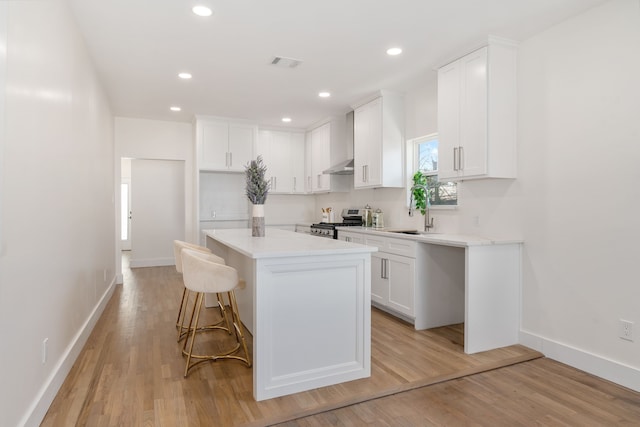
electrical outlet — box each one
[42,338,48,364]
[619,319,634,341]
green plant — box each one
[411,171,431,215]
[245,156,270,204]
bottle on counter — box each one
[372,208,384,229]
[363,204,373,227]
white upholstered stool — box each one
[173,240,230,341]
[180,248,251,377]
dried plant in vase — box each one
[245,156,270,236]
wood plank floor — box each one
[40,257,639,426]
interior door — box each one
[130,159,185,268]
[120,177,132,250]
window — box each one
[408,133,457,206]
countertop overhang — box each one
[204,228,377,259]
[335,226,523,248]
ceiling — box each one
[67,0,607,129]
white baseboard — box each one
[22,277,118,427]
[129,257,174,268]
[520,330,640,392]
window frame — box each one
[406,133,458,210]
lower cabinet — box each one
[339,230,418,322]
[371,252,415,318]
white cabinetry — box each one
[337,230,365,244]
[257,129,306,194]
[352,92,404,189]
[307,118,349,193]
[366,235,417,318]
[311,123,331,192]
[437,37,517,181]
[197,118,256,172]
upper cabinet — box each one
[437,37,517,181]
[257,129,306,194]
[306,118,349,194]
[352,91,405,189]
[196,117,257,172]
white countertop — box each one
[204,228,377,259]
[336,226,522,248]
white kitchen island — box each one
[203,228,376,401]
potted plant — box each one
[245,156,270,237]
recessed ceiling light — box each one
[318,92,331,98]
[178,72,192,79]
[192,5,213,17]
[386,47,403,56]
[282,117,292,123]
[170,106,181,112]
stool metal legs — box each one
[182,290,252,377]
[177,289,232,342]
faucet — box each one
[409,184,434,232]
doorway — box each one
[122,158,185,268]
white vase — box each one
[252,204,265,237]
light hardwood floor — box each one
[40,256,639,426]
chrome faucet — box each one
[409,184,434,232]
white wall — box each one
[0,1,116,426]
[114,117,195,277]
[515,0,640,388]
[319,0,640,391]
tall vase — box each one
[252,204,265,237]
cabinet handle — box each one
[346,237,351,242]
[381,258,385,278]
[365,165,368,183]
[317,174,321,188]
[229,152,233,167]
[459,146,464,171]
[453,147,458,171]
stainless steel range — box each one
[310,208,364,239]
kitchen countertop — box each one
[335,226,522,248]
[204,228,377,259]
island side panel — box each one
[464,243,521,354]
[205,235,256,335]
[254,253,371,401]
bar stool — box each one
[173,240,230,341]
[181,248,251,377]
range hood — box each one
[323,158,354,175]
[323,110,355,175]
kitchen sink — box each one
[385,229,440,235]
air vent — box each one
[270,56,303,69]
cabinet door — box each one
[371,253,388,306]
[437,61,461,180]
[387,253,415,317]
[353,104,369,188]
[200,121,230,171]
[304,132,313,193]
[311,123,331,192]
[365,97,383,186]
[228,124,255,172]
[459,47,488,177]
[290,132,306,194]
[270,131,293,193]
[353,98,383,188]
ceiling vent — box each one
[270,56,303,69]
